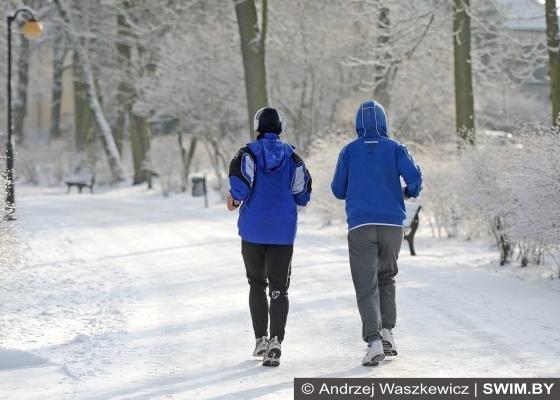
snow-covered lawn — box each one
[1,187,559,399]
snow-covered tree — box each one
[267,0,362,151]
[136,1,244,190]
[54,0,126,182]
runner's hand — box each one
[227,195,240,211]
[403,187,411,200]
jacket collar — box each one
[257,132,280,140]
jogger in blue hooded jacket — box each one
[332,100,423,366]
[228,107,312,367]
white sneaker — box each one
[381,328,398,356]
[252,336,268,357]
[262,336,281,367]
[362,339,385,366]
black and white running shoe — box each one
[262,336,281,367]
[362,340,385,366]
[253,336,268,357]
[381,328,398,356]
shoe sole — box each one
[362,353,385,367]
[382,340,398,357]
[253,350,266,357]
[262,348,281,367]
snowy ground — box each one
[1,186,560,400]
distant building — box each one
[499,0,548,82]
[491,0,549,126]
[23,46,75,142]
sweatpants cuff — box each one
[365,333,382,343]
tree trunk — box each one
[13,34,30,144]
[73,54,88,153]
[117,2,153,186]
[177,132,198,192]
[73,52,96,167]
[129,113,152,185]
[492,216,513,266]
[55,0,126,181]
[114,8,133,154]
[234,0,269,140]
[204,139,226,191]
[373,6,392,111]
[113,102,126,155]
[453,0,475,144]
[545,0,560,126]
[49,28,67,140]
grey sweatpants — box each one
[348,224,403,343]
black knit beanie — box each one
[257,108,282,134]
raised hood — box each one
[247,133,294,174]
[355,100,388,138]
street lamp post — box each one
[4,8,43,220]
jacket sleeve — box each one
[396,144,423,198]
[228,147,255,202]
[331,146,349,200]
[291,153,312,207]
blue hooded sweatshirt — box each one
[331,100,422,229]
[229,133,312,245]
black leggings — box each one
[241,240,293,343]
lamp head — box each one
[22,19,43,40]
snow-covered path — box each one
[1,187,559,399]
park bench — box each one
[64,167,95,194]
[403,202,422,256]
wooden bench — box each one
[403,202,422,256]
[65,168,95,194]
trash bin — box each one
[191,175,208,207]
[191,175,206,197]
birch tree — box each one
[115,2,145,184]
[54,0,126,182]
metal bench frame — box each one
[403,205,422,256]
[65,172,95,194]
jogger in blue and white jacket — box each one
[228,107,312,366]
[332,100,423,366]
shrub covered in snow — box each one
[305,130,354,226]
[15,140,77,186]
[422,124,560,270]
[150,135,185,196]
[413,144,455,238]
[13,139,119,187]
[501,125,560,267]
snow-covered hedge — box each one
[15,140,76,186]
[498,125,560,267]
[424,124,560,270]
[305,130,354,226]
